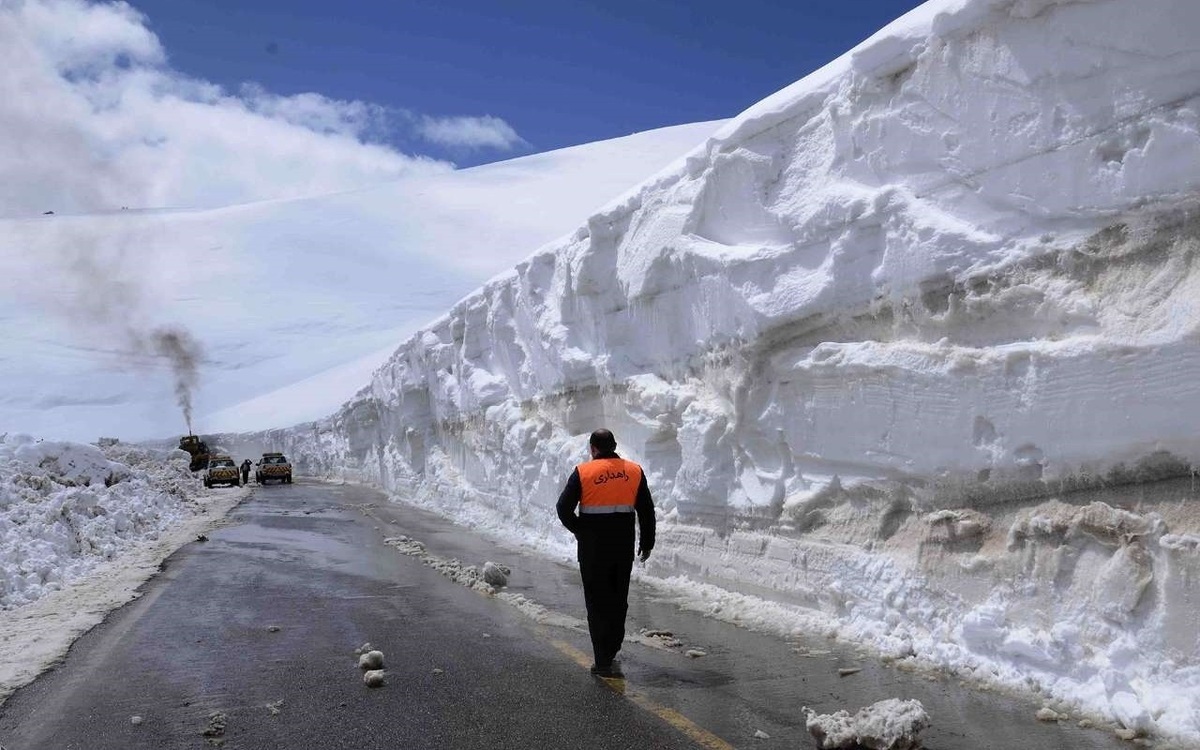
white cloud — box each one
[22,0,164,70]
[416,114,527,151]
[0,0,454,216]
[239,84,390,140]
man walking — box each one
[240,458,252,486]
[556,428,655,677]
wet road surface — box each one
[0,480,1133,749]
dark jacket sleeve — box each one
[634,473,655,553]
[556,468,582,535]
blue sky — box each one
[130,0,923,168]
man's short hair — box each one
[589,428,617,452]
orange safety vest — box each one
[577,458,643,514]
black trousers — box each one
[577,519,635,667]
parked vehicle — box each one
[256,453,293,484]
[204,456,241,488]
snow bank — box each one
[0,429,247,705]
[0,435,202,609]
[264,0,1200,742]
[0,433,244,705]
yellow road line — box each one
[365,520,737,750]
[549,640,736,750]
[553,639,593,669]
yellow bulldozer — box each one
[178,434,211,472]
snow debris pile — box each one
[0,433,242,708]
[803,698,929,750]
[641,629,680,646]
[382,533,594,632]
[202,711,227,738]
[383,535,513,594]
[0,434,200,609]
[267,0,1200,743]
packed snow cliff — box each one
[253,0,1200,742]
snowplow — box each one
[178,434,211,472]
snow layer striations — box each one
[272,0,1200,742]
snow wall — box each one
[257,0,1200,741]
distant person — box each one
[556,428,655,677]
[240,459,252,485]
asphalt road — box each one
[0,480,1132,750]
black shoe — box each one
[589,661,623,678]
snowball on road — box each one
[481,561,509,587]
[358,651,384,670]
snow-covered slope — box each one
[0,120,724,442]
[264,0,1200,742]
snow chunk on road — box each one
[358,650,384,670]
[482,561,509,587]
[803,698,930,750]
